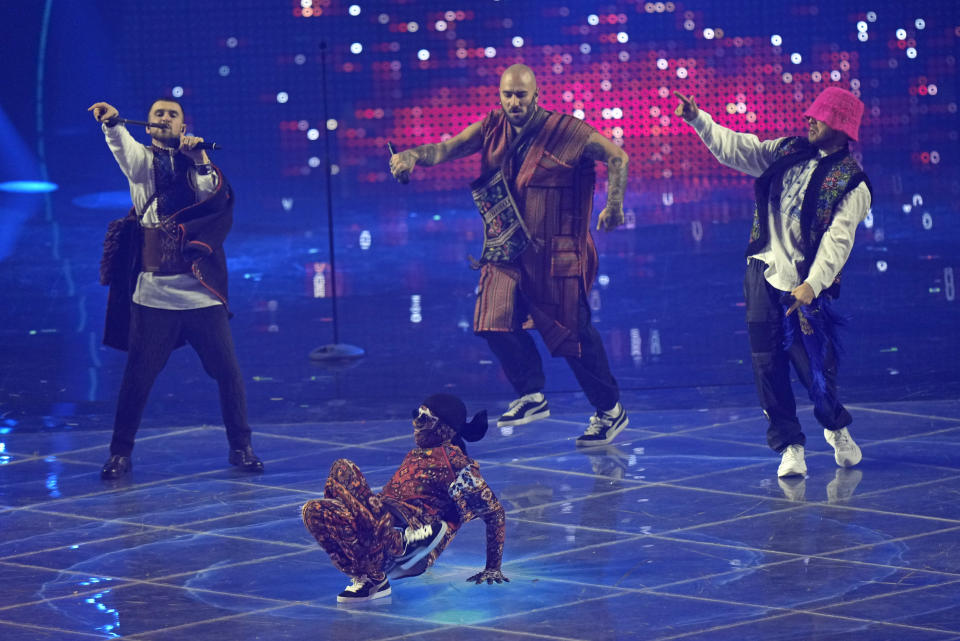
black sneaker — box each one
[100,455,132,480]
[497,393,550,427]
[337,576,391,603]
[575,403,628,447]
[391,521,448,572]
[388,555,430,581]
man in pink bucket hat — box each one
[674,86,871,479]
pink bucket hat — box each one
[803,87,864,141]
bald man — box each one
[390,64,630,446]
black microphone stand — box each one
[309,41,365,362]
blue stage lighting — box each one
[0,180,58,193]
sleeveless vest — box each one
[747,137,871,297]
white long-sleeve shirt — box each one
[103,123,222,309]
[688,111,870,296]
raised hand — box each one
[88,102,119,124]
[673,91,699,122]
[389,150,417,182]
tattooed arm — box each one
[389,120,483,182]
[583,131,629,232]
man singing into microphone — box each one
[89,98,263,479]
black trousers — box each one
[744,259,852,453]
[483,295,620,412]
[110,303,251,456]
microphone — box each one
[387,141,409,184]
[193,141,222,151]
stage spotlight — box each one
[0,181,58,193]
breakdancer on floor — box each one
[675,87,871,478]
[389,64,630,446]
[302,394,507,602]
[90,98,263,479]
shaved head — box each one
[499,64,540,128]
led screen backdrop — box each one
[51,0,955,231]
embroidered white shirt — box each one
[103,123,222,309]
[689,111,871,296]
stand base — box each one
[309,343,366,361]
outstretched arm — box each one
[674,90,781,177]
[583,132,629,232]
[389,120,483,182]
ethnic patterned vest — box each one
[747,136,871,297]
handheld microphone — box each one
[387,141,409,184]
[193,141,222,151]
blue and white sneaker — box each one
[497,392,550,427]
[575,402,628,446]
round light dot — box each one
[876,260,888,273]
[294,54,306,65]
[612,107,623,118]
[484,46,496,58]
[856,21,867,33]
[601,79,612,91]
[326,119,338,131]
[896,28,907,40]
[790,53,802,64]
[307,128,320,140]
[907,48,917,59]
[618,51,630,62]
[858,30,869,42]
[226,37,238,48]
[512,36,524,47]
[598,275,610,286]
[915,18,926,30]
[580,43,591,54]
[677,67,688,79]
[378,13,389,24]
[331,164,340,175]
[300,0,311,7]
[350,43,362,54]
[407,22,419,32]
[684,19,695,31]
[417,49,430,61]
[830,70,841,81]
[928,84,938,95]
[587,14,599,26]
[172,86,184,98]
[298,120,309,131]
[348,4,361,16]
[573,109,585,119]
[703,28,715,40]
[657,58,668,70]
[617,32,629,43]
[435,20,447,31]
[602,108,612,119]
[276,91,288,104]
[771,34,782,46]
[308,157,321,168]
[218,65,230,77]
[866,11,877,22]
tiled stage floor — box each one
[3,398,960,640]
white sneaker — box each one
[824,428,862,468]
[497,392,550,427]
[777,444,807,477]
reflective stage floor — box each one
[3,397,960,640]
[1,185,959,640]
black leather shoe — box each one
[228,445,264,472]
[100,455,132,480]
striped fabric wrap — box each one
[472,109,598,357]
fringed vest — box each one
[747,137,871,297]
